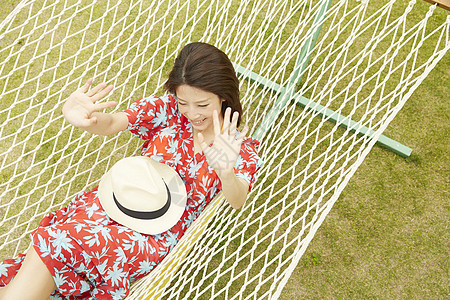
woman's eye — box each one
[198,104,209,108]
[178,102,186,106]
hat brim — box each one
[98,156,187,235]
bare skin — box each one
[0,79,251,298]
[0,246,56,300]
[175,85,250,209]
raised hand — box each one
[198,107,249,177]
[62,78,116,128]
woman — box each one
[0,42,262,299]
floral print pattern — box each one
[0,94,262,299]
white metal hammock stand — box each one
[0,0,448,299]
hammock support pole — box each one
[234,0,412,158]
[234,63,413,158]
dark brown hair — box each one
[165,42,242,127]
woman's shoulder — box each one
[130,94,177,108]
[123,94,185,135]
[126,94,179,118]
[241,135,260,151]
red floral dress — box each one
[0,94,262,299]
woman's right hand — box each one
[62,78,116,128]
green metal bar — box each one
[234,63,413,158]
[287,0,333,89]
[251,0,333,140]
[233,63,285,92]
[233,0,412,157]
[294,95,413,157]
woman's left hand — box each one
[198,108,249,178]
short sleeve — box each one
[122,94,179,140]
[234,137,263,191]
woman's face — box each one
[176,84,224,133]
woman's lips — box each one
[191,118,206,126]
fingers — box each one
[94,101,117,111]
[229,110,239,134]
[221,107,241,136]
[80,78,114,102]
[91,84,114,102]
[222,107,232,134]
[213,110,221,136]
[89,115,98,126]
[87,82,107,97]
[74,113,98,128]
[197,132,209,152]
[211,107,249,143]
[80,78,94,93]
[236,125,249,143]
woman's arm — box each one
[199,108,251,209]
[81,111,128,136]
[218,171,249,209]
[62,78,128,136]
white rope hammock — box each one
[0,0,448,298]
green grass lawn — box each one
[281,37,449,299]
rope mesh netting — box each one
[0,0,448,298]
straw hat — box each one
[98,156,187,234]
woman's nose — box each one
[185,108,200,119]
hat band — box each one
[112,181,171,220]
